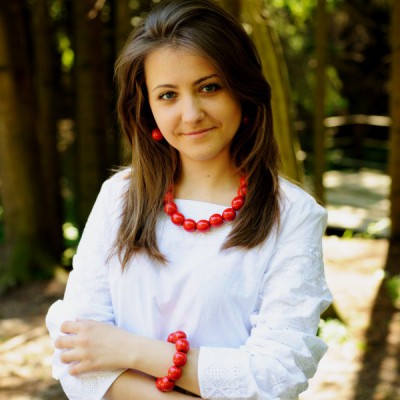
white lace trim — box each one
[199,347,252,399]
[59,370,124,400]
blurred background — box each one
[0,0,399,399]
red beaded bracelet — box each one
[155,331,190,392]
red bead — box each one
[222,208,236,221]
[167,365,182,381]
[231,196,245,211]
[167,333,175,343]
[209,213,223,226]
[164,201,177,216]
[164,191,174,203]
[175,330,187,339]
[151,128,163,141]
[173,351,187,367]
[183,219,196,232]
[238,184,248,196]
[196,220,210,232]
[156,331,189,392]
[175,338,190,353]
[155,377,175,391]
[162,180,247,232]
[167,331,187,343]
[171,212,185,225]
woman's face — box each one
[145,47,242,167]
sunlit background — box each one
[0,0,399,399]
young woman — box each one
[46,0,332,398]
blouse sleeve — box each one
[45,179,125,400]
[198,193,333,400]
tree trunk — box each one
[0,0,54,289]
[217,0,241,17]
[240,0,303,182]
[313,0,327,203]
[113,0,132,53]
[352,5,400,395]
[32,0,63,257]
[388,0,400,250]
[73,0,109,228]
[113,0,133,163]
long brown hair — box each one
[114,0,281,267]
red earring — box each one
[242,115,249,125]
[151,128,163,141]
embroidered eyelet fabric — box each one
[45,171,332,400]
[198,244,330,399]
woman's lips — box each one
[182,127,214,136]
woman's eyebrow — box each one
[152,83,177,92]
[152,74,219,92]
[193,74,219,85]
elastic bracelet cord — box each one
[155,331,190,392]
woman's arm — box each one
[49,177,332,399]
[105,370,200,399]
[46,176,128,399]
[55,320,201,396]
[55,193,332,400]
[197,192,333,399]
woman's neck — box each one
[174,159,240,205]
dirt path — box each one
[301,237,400,400]
[0,278,67,399]
[1,237,399,399]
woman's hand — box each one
[55,320,201,396]
[54,320,131,375]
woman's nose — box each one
[181,96,205,124]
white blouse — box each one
[46,171,332,400]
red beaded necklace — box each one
[163,177,247,232]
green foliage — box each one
[342,229,375,239]
[0,240,55,293]
[366,218,391,237]
[129,0,141,10]
[49,0,68,20]
[61,247,77,267]
[339,219,390,239]
[62,222,79,242]
[386,275,400,308]
[318,318,349,345]
[267,0,315,28]
[267,0,344,26]
[0,206,4,244]
[263,0,346,121]
[57,33,74,71]
[342,229,354,239]
[326,66,348,115]
[62,222,79,267]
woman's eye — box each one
[201,83,221,93]
[159,92,176,100]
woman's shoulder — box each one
[278,176,326,216]
[276,177,328,242]
[106,167,131,183]
[97,167,131,206]
[103,167,131,189]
